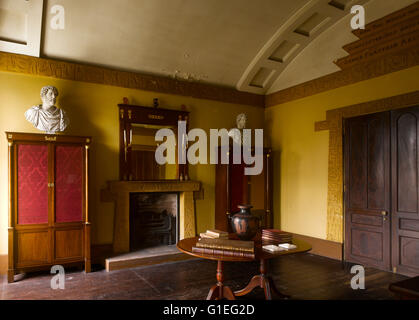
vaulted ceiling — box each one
[0,0,417,95]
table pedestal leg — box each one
[206,260,235,300]
[234,259,290,300]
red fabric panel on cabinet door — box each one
[55,146,83,223]
[17,144,49,225]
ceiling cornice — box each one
[0,52,265,108]
[265,47,419,107]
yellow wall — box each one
[0,71,265,255]
[1,65,418,255]
[265,66,419,241]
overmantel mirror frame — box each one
[118,103,189,181]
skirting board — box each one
[290,233,343,261]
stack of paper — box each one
[262,245,286,253]
[278,243,297,250]
[262,243,298,253]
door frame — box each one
[314,92,419,245]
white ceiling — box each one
[43,0,310,88]
[1,0,417,94]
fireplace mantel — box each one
[101,180,200,253]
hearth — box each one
[129,192,179,251]
[101,180,200,271]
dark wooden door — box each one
[391,107,419,276]
[344,112,391,271]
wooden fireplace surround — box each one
[101,180,200,253]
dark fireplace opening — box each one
[129,192,179,251]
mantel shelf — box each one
[103,180,200,197]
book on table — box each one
[262,229,293,243]
[196,238,255,253]
[199,231,229,239]
[262,229,293,238]
[192,246,255,259]
[206,229,229,238]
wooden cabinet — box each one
[215,147,273,232]
[6,132,91,283]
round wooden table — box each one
[177,236,312,300]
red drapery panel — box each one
[17,144,49,225]
[55,146,83,223]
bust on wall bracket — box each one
[25,86,70,134]
[228,113,247,145]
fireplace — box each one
[129,192,179,250]
[101,180,200,254]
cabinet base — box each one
[7,261,91,283]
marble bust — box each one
[25,86,69,134]
[228,113,247,145]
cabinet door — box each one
[55,145,84,223]
[17,144,49,225]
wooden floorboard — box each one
[0,253,407,300]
